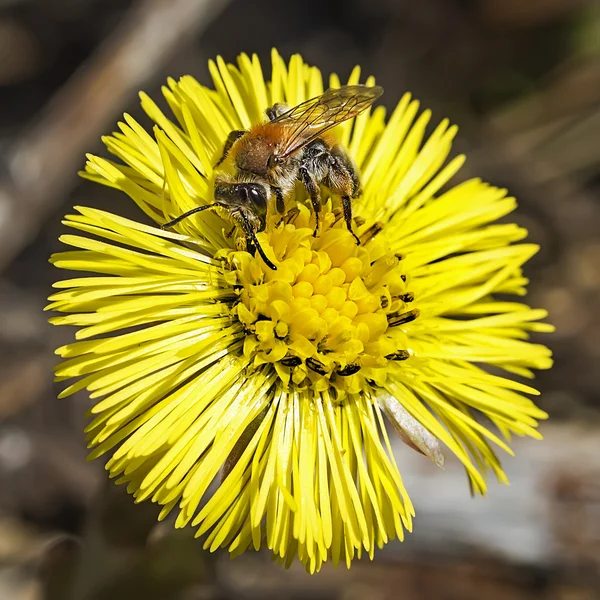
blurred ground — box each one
[0,0,599,598]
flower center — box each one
[224,205,419,396]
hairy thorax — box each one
[234,125,283,176]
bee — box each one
[162,84,384,270]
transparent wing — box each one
[273,85,383,158]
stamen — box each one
[284,208,300,224]
[396,292,414,303]
[281,355,302,367]
[359,222,384,245]
[306,357,328,375]
[385,351,410,361]
[388,309,420,327]
[336,364,361,376]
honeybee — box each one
[162,84,384,270]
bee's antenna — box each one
[161,203,223,229]
[161,202,277,271]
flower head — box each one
[48,50,553,572]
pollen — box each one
[227,205,416,397]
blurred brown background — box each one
[0,0,599,598]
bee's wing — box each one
[272,85,383,158]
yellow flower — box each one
[48,50,553,573]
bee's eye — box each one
[247,185,266,209]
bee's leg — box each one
[341,196,360,244]
[215,130,245,167]
[299,139,333,237]
[328,145,361,244]
[299,167,322,237]
[266,103,290,121]
[271,185,285,213]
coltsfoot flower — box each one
[48,50,553,572]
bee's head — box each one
[213,179,276,270]
[214,181,268,228]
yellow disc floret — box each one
[224,205,419,397]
